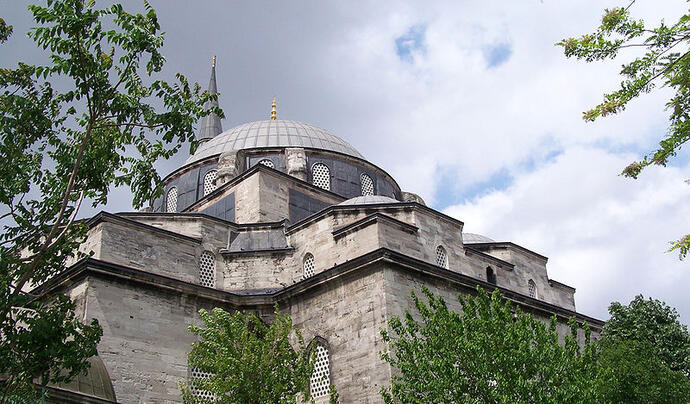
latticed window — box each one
[199,251,215,288]
[435,245,448,268]
[303,253,315,279]
[360,173,374,196]
[203,170,217,197]
[311,163,330,191]
[528,280,537,298]
[190,368,214,400]
[258,159,274,168]
[166,187,178,213]
[310,344,330,398]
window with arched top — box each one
[310,344,331,398]
[435,245,448,268]
[203,170,218,197]
[486,266,497,285]
[360,173,374,196]
[528,279,537,299]
[303,253,315,279]
[166,187,178,213]
[258,159,274,169]
[311,163,330,191]
[199,251,215,288]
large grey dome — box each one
[186,120,365,165]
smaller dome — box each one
[49,355,116,402]
[463,233,495,244]
[338,195,399,205]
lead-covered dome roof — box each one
[186,120,365,165]
[338,195,399,205]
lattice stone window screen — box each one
[190,368,214,400]
[310,345,330,398]
[166,187,178,213]
[360,173,374,196]
[199,251,215,288]
[303,253,315,279]
[528,280,537,298]
[258,159,275,169]
[203,170,218,197]
[311,163,330,191]
[435,245,448,268]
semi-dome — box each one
[338,195,399,205]
[186,120,365,165]
[463,233,495,244]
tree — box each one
[558,2,690,259]
[379,286,599,404]
[0,0,216,400]
[180,307,317,404]
[602,295,690,375]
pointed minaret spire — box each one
[270,96,277,120]
[197,56,223,144]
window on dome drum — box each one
[203,169,218,197]
[360,173,374,196]
[190,368,214,400]
[311,163,330,191]
[303,253,315,279]
[258,158,274,169]
[199,251,215,288]
[528,279,537,299]
[166,187,178,213]
[435,245,448,268]
[486,266,497,285]
[310,344,331,398]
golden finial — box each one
[271,96,277,120]
[212,55,216,68]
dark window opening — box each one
[486,266,497,285]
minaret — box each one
[197,56,223,144]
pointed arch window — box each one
[166,187,178,213]
[199,251,216,288]
[310,344,331,398]
[528,279,537,299]
[435,245,448,268]
[203,170,218,196]
[360,173,374,196]
[303,253,315,279]
[486,266,497,285]
[258,159,274,169]
[311,163,330,191]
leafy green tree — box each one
[558,2,690,259]
[0,0,216,400]
[180,307,316,404]
[380,286,599,404]
[595,338,690,404]
[602,295,690,375]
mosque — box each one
[37,59,603,403]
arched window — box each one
[303,253,315,279]
[311,163,330,191]
[199,251,215,288]
[189,368,214,400]
[203,169,218,197]
[435,245,448,268]
[258,158,274,169]
[528,279,537,299]
[486,266,497,285]
[310,344,331,398]
[360,173,374,196]
[166,187,178,213]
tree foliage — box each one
[180,307,316,404]
[380,286,599,404]
[558,1,690,259]
[0,0,216,400]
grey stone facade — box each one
[39,98,603,402]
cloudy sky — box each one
[3,0,689,322]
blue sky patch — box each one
[395,25,427,63]
[433,167,514,210]
[483,42,512,68]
